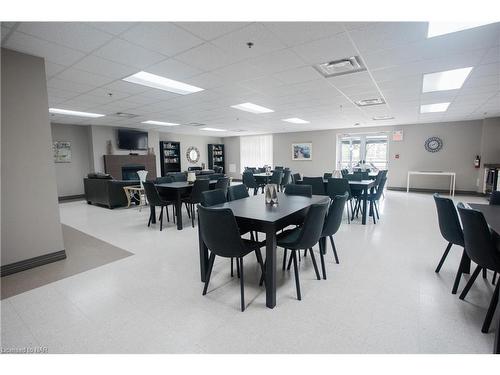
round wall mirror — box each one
[186,146,200,163]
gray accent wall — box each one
[51,123,91,197]
[1,48,64,266]
[223,136,241,180]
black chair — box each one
[284,184,312,197]
[323,173,333,180]
[347,172,363,181]
[302,177,325,195]
[201,189,227,207]
[278,199,329,300]
[318,193,348,279]
[228,184,250,201]
[168,172,187,182]
[327,178,354,224]
[143,181,175,231]
[215,177,229,196]
[341,169,349,178]
[270,171,283,191]
[213,166,223,174]
[242,171,263,195]
[490,191,500,205]
[292,173,301,183]
[182,179,210,227]
[457,203,500,333]
[274,166,284,171]
[433,193,466,294]
[188,166,202,171]
[356,176,386,224]
[198,206,265,311]
[155,176,174,184]
[281,170,292,190]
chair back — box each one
[302,177,325,195]
[348,172,363,181]
[190,179,210,203]
[242,171,258,189]
[293,200,329,249]
[215,177,229,194]
[292,173,301,183]
[490,191,500,205]
[274,166,284,171]
[323,172,333,180]
[137,170,148,189]
[270,170,283,185]
[284,184,312,197]
[433,193,464,246]
[156,176,174,184]
[327,178,351,198]
[282,170,292,186]
[228,184,250,201]
[198,206,247,258]
[457,203,500,270]
[169,172,187,182]
[373,177,387,200]
[201,189,227,207]
[341,169,349,177]
[143,181,163,206]
[213,166,223,174]
[322,193,348,237]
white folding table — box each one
[406,171,456,196]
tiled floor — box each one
[1,191,497,353]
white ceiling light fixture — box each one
[231,102,274,114]
[141,120,180,126]
[372,115,395,120]
[420,102,450,113]
[427,22,494,38]
[355,98,386,107]
[123,71,204,95]
[282,117,310,124]
[201,127,226,132]
[49,108,105,118]
[422,67,473,92]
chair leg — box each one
[148,211,153,227]
[493,271,497,285]
[483,268,487,279]
[230,257,234,277]
[435,242,453,273]
[459,265,482,300]
[166,205,170,222]
[308,248,321,280]
[239,257,245,312]
[159,206,164,231]
[346,203,351,224]
[374,202,380,219]
[282,249,288,270]
[329,236,339,264]
[452,250,469,294]
[202,253,216,295]
[319,241,327,280]
[287,252,293,270]
[255,249,265,286]
[185,202,191,218]
[292,251,301,301]
[236,258,240,278]
[481,281,500,333]
[172,205,176,223]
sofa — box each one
[84,174,140,208]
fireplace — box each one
[122,165,145,180]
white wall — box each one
[1,48,64,266]
[51,123,91,197]
[223,136,241,180]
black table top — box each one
[254,172,273,177]
[319,179,375,186]
[156,180,218,189]
[468,203,500,234]
[209,192,328,223]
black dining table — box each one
[198,192,328,309]
[468,203,500,354]
[155,180,218,230]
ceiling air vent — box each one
[355,98,386,107]
[112,112,139,119]
[186,122,206,127]
[314,56,366,78]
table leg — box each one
[449,175,453,196]
[175,191,183,230]
[265,225,277,308]
[199,214,209,282]
[362,186,368,225]
[368,186,375,218]
[407,173,410,193]
[495,315,500,354]
[124,188,131,208]
[452,174,456,197]
[150,205,156,224]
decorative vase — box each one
[265,184,279,206]
[106,140,113,155]
[187,172,196,184]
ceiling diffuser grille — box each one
[314,56,366,78]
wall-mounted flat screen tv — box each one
[117,129,148,150]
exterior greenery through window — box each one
[337,133,389,170]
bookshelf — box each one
[159,141,181,175]
[208,144,225,173]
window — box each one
[337,133,389,170]
[240,135,273,173]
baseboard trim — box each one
[387,186,485,196]
[58,194,85,202]
[1,250,67,277]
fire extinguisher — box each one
[474,155,481,168]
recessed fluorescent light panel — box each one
[422,67,473,93]
[141,120,180,126]
[201,127,226,132]
[420,102,450,113]
[282,118,310,124]
[231,102,274,114]
[355,98,385,107]
[372,115,395,120]
[427,22,494,38]
[123,71,204,95]
[49,108,105,118]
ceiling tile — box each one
[273,66,322,84]
[47,77,95,94]
[248,48,306,74]
[175,42,243,72]
[264,22,345,47]
[175,22,250,41]
[73,55,137,79]
[291,32,357,64]
[86,22,136,35]
[120,23,204,57]
[146,58,203,80]
[56,67,114,87]
[44,61,67,78]
[93,38,165,69]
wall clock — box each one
[424,137,443,153]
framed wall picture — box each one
[53,141,72,163]
[292,142,312,160]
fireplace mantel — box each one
[103,154,157,180]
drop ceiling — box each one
[1,21,499,136]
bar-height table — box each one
[198,192,328,308]
[155,180,218,230]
